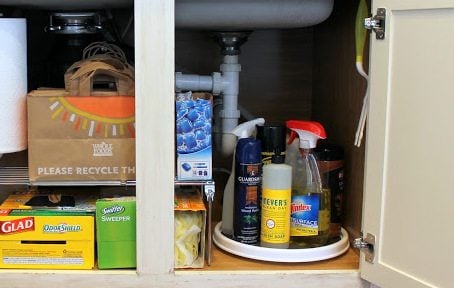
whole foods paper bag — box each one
[27,89,135,183]
[28,55,135,183]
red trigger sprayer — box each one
[286,120,330,248]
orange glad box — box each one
[27,89,135,183]
[0,209,94,270]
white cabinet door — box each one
[362,1,454,287]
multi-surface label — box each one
[290,194,320,236]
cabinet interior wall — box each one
[313,0,367,240]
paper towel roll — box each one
[0,19,27,156]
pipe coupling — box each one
[220,63,241,72]
[211,72,222,95]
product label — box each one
[2,248,84,265]
[260,188,291,244]
[100,205,131,222]
[290,194,320,236]
[43,223,81,233]
[0,217,35,235]
[261,152,274,165]
[36,166,135,176]
[234,163,261,245]
[92,142,113,157]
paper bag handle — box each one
[66,57,135,96]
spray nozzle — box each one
[231,118,265,139]
[286,120,326,149]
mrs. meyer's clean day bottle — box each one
[286,120,331,248]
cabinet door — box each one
[362,1,454,287]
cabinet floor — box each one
[200,245,359,271]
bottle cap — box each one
[256,124,286,154]
[271,153,285,164]
[286,120,326,149]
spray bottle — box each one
[286,120,330,248]
[221,118,265,238]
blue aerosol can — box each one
[233,137,262,245]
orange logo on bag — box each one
[48,96,135,138]
[49,96,135,138]
[0,217,35,235]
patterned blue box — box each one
[175,93,212,180]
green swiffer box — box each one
[96,197,136,269]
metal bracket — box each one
[365,8,386,40]
[353,233,375,263]
[203,181,216,202]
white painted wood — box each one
[0,270,366,288]
[134,0,175,275]
[361,1,454,287]
[0,1,370,287]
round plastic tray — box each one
[213,222,349,263]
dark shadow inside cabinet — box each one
[175,0,366,245]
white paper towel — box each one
[0,18,27,155]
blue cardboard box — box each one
[175,92,212,180]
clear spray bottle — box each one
[286,120,331,248]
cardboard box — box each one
[0,190,98,212]
[176,92,212,180]
[0,190,96,269]
[174,189,206,268]
[27,89,135,183]
[96,197,136,269]
[0,209,94,270]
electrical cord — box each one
[354,0,369,147]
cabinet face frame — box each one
[134,0,175,275]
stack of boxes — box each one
[0,190,137,270]
[174,91,213,268]
[0,189,207,270]
[0,191,96,270]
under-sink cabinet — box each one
[0,0,453,287]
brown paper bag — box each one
[28,56,135,183]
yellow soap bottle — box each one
[260,152,292,249]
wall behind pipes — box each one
[176,28,315,221]
[175,28,314,125]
